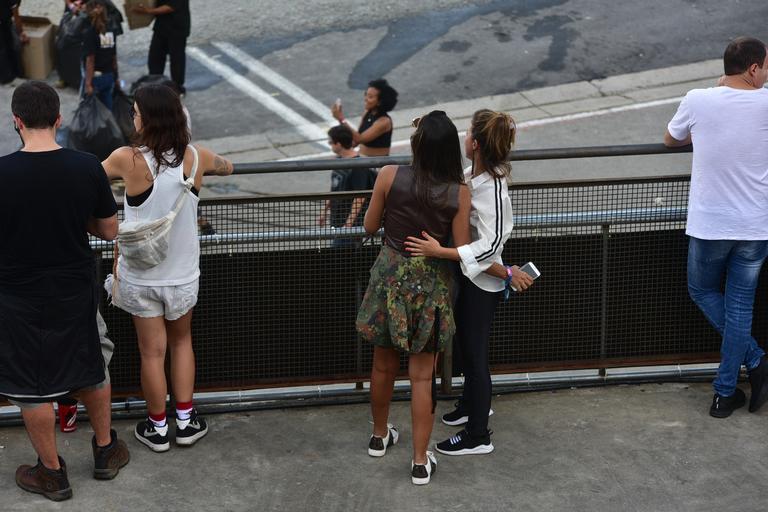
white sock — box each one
[176,407,193,429]
[176,406,193,421]
[150,416,168,435]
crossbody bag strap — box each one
[168,144,200,215]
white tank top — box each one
[118,148,200,286]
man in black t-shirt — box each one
[134,0,190,94]
[0,82,129,501]
[318,124,377,247]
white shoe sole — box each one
[134,430,170,452]
[441,408,494,426]
[176,425,209,446]
[435,442,494,456]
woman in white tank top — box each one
[102,83,233,453]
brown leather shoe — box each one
[15,456,72,501]
[92,429,130,480]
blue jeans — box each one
[80,70,114,111]
[91,72,115,111]
[687,237,768,396]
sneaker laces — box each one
[449,431,465,445]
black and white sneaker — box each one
[435,429,494,456]
[441,402,494,426]
[411,451,437,485]
[134,419,170,452]
[175,409,209,447]
[368,424,399,457]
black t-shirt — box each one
[82,25,116,73]
[0,148,117,294]
[154,0,190,38]
[329,160,376,227]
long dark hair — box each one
[410,110,464,208]
[133,84,190,173]
[86,0,108,34]
[470,109,516,178]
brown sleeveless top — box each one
[383,165,460,255]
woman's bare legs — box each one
[165,310,195,403]
[370,346,399,437]
[132,316,168,415]
[409,351,435,465]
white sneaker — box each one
[368,424,399,457]
[411,451,437,485]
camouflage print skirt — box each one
[356,245,455,354]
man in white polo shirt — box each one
[665,36,768,419]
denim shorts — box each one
[107,275,199,321]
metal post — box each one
[441,335,454,394]
[599,224,610,378]
[355,243,364,390]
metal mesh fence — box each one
[95,174,740,394]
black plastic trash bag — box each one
[104,0,124,36]
[55,11,89,88]
[112,88,135,141]
[67,96,125,160]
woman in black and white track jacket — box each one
[406,109,534,456]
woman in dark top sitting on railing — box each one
[356,110,471,485]
[331,78,398,157]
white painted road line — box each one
[387,96,684,148]
[212,41,336,125]
[187,46,328,142]
[518,97,683,128]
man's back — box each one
[668,86,768,240]
[0,148,116,294]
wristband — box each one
[503,266,514,301]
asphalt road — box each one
[3,0,767,150]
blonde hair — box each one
[470,109,516,178]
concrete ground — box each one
[1,381,766,511]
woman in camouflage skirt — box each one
[356,110,471,485]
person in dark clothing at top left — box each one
[0,0,27,83]
[81,0,119,110]
[133,0,190,95]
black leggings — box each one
[454,274,500,437]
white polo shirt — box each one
[456,166,514,292]
[667,86,768,240]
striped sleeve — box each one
[457,177,511,279]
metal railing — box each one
[12,142,757,420]
[89,142,745,399]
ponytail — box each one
[470,109,516,178]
